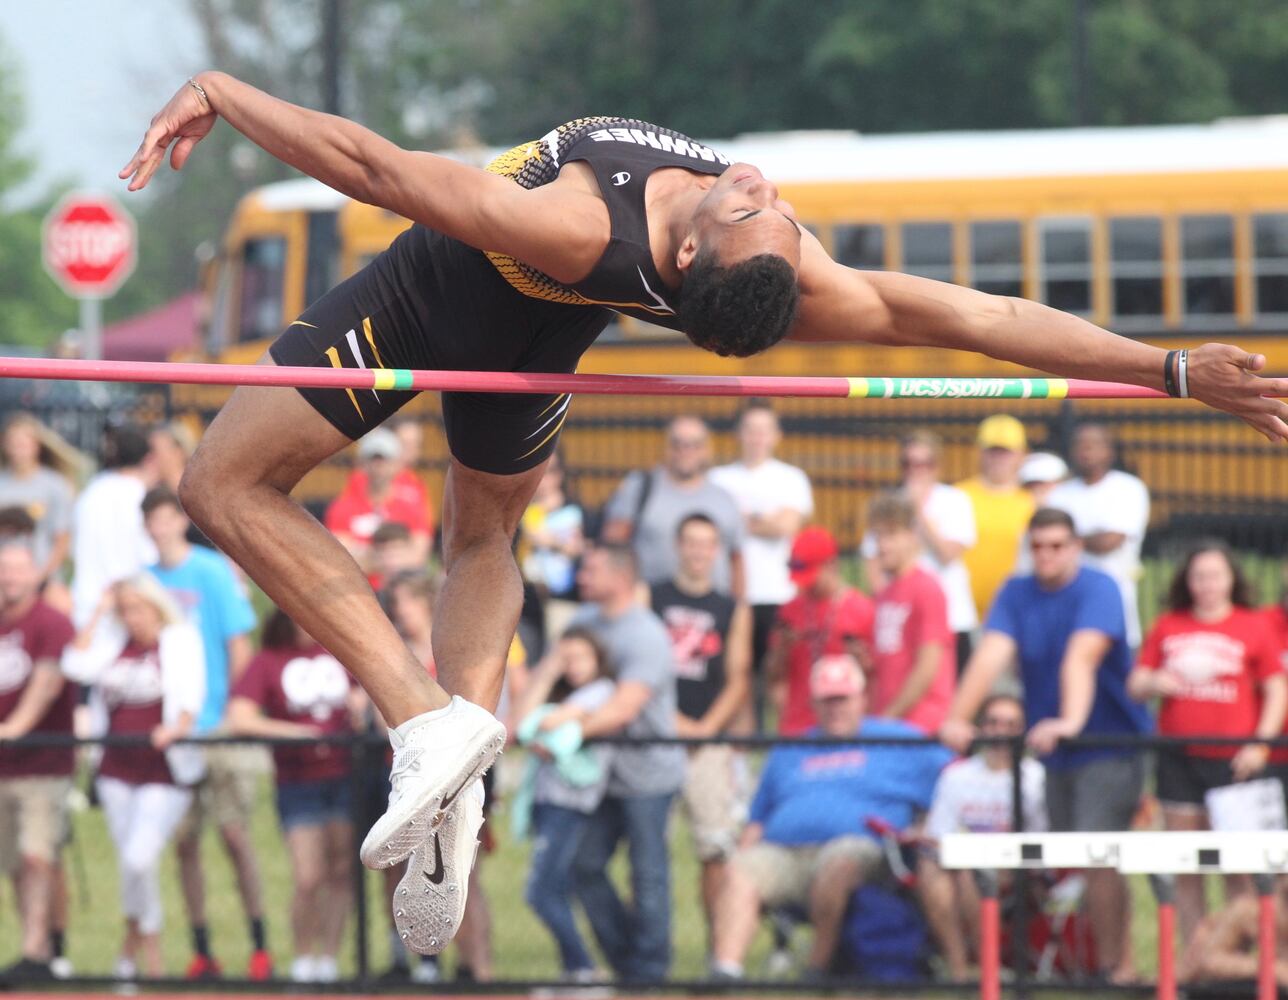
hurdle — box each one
[941,831,1288,1000]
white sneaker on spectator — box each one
[49,957,74,980]
[113,957,137,980]
[360,696,504,870]
[289,956,317,983]
[391,779,484,954]
[313,956,339,982]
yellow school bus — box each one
[176,119,1288,535]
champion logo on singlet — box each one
[587,126,732,165]
[611,171,631,186]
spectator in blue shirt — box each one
[942,506,1151,984]
[141,486,271,981]
[710,654,951,980]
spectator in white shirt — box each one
[917,694,1046,979]
[1048,424,1150,648]
[710,401,812,729]
[863,430,977,667]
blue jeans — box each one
[525,804,596,974]
[573,792,675,982]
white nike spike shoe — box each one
[392,780,485,954]
[359,696,504,870]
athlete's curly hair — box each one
[675,250,799,358]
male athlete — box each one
[121,73,1288,955]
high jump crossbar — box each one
[940,831,1288,1000]
[0,356,1215,400]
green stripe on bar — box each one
[371,369,415,391]
[848,377,1068,400]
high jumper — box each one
[119,73,1288,954]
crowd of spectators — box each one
[1,401,1287,989]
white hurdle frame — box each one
[940,832,1288,1000]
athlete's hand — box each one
[1187,344,1288,443]
[119,77,218,192]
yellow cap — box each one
[977,414,1027,452]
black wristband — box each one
[1163,350,1180,397]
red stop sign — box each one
[42,192,137,298]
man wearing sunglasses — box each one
[601,416,744,598]
[941,507,1151,984]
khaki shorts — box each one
[679,743,746,862]
[733,835,883,909]
[177,741,269,838]
[0,776,72,872]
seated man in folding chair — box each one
[710,655,952,981]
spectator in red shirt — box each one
[228,609,363,984]
[1127,540,1287,948]
[866,493,956,734]
[325,428,433,568]
[0,541,75,980]
[1263,562,1288,670]
[62,574,205,980]
[765,527,873,735]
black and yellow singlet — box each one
[270,118,729,475]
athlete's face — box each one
[681,164,802,271]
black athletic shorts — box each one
[270,224,611,476]
[1155,749,1235,808]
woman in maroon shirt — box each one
[63,574,205,979]
[228,609,364,984]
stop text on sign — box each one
[42,192,137,298]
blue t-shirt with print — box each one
[150,548,257,732]
[749,718,953,846]
[986,566,1151,770]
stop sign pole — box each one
[42,192,137,360]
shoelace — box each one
[388,746,424,800]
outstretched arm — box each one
[121,73,600,282]
[791,232,1288,441]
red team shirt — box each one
[1259,604,1288,763]
[325,469,433,545]
[870,566,956,734]
[1137,607,1282,758]
[97,641,174,786]
[774,588,874,735]
[232,644,354,784]
[0,601,75,778]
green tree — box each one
[0,38,77,349]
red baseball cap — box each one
[810,655,865,699]
[789,526,838,589]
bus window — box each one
[1253,213,1288,318]
[969,221,1022,297]
[1039,219,1092,314]
[304,212,340,309]
[1181,214,1235,319]
[834,224,885,269]
[901,222,953,282]
[1109,217,1163,322]
[237,237,287,344]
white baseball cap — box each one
[1019,451,1068,485]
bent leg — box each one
[432,457,549,710]
[180,360,448,726]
